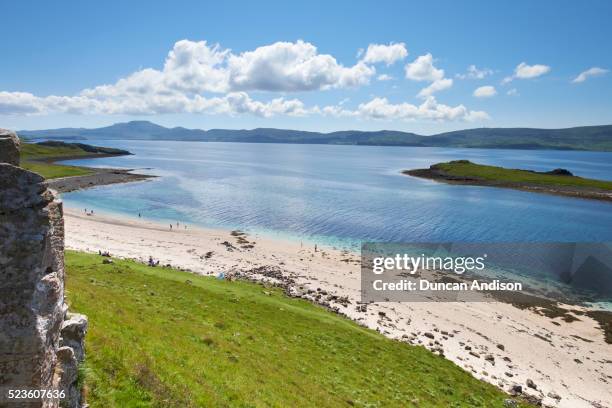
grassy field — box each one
[20,143,94,179]
[64,251,529,408]
[435,160,612,190]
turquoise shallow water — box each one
[62,140,612,250]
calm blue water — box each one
[62,141,612,248]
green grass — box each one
[20,143,94,179]
[65,251,529,408]
[436,160,612,190]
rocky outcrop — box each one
[0,131,86,408]
[0,129,20,166]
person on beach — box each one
[315,244,318,252]
[170,224,173,230]
[138,212,141,218]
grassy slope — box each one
[20,143,94,179]
[65,251,529,408]
[436,161,612,190]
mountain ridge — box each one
[17,121,612,151]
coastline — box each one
[48,167,155,193]
[63,206,612,408]
[404,167,612,202]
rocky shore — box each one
[47,168,155,193]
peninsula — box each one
[404,160,612,202]
[21,140,155,192]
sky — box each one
[1,0,611,134]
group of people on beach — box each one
[86,208,189,232]
[148,256,160,267]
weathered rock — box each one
[526,378,537,390]
[0,128,20,165]
[0,165,65,404]
[54,346,82,408]
[510,384,522,395]
[0,131,87,408]
[503,399,518,408]
[60,313,88,362]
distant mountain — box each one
[18,121,612,151]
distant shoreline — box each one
[18,120,612,152]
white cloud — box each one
[405,54,453,98]
[418,78,453,98]
[0,90,307,118]
[377,74,394,81]
[227,40,375,91]
[502,62,551,84]
[506,88,519,96]
[473,85,497,98]
[321,96,489,122]
[572,67,609,83]
[361,42,408,65]
[515,62,551,79]
[456,65,493,80]
[0,39,486,123]
[405,53,444,82]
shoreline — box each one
[37,149,157,193]
[63,207,612,408]
[48,167,155,193]
[404,167,612,203]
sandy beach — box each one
[63,207,611,408]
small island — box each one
[404,160,612,202]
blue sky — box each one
[1,0,611,134]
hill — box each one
[18,121,612,151]
[65,250,531,407]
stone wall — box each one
[0,130,87,408]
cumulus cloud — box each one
[361,42,408,65]
[404,54,453,97]
[404,54,454,98]
[572,67,609,83]
[418,78,453,98]
[502,62,551,84]
[0,39,487,122]
[473,85,497,98]
[82,39,376,98]
[456,65,493,80]
[0,90,307,118]
[227,40,375,91]
[506,88,519,96]
[405,53,444,82]
[320,96,488,122]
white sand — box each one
[64,207,611,408]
